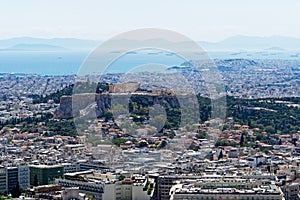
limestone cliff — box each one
[54,93,196,119]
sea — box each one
[0,50,299,76]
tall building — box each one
[6,167,18,194]
[0,165,30,194]
[0,166,6,193]
[18,165,30,189]
[30,165,64,186]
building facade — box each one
[0,166,6,193]
[169,178,285,200]
[6,167,18,194]
[30,165,64,186]
[18,165,30,189]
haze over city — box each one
[0,0,300,41]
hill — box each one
[4,43,67,51]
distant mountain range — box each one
[0,37,99,51]
[3,43,67,51]
[1,35,300,52]
[198,35,300,51]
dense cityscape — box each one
[0,58,299,199]
[1,1,300,199]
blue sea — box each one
[0,50,299,75]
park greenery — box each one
[33,82,109,104]
[2,83,300,140]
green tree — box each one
[240,133,245,146]
[197,132,207,139]
[119,174,126,181]
[222,124,229,131]
[112,138,126,147]
[265,126,276,134]
[104,111,114,122]
[33,174,38,186]
[158,140,167,149]
[138,141,148,148]
[11,181,21,198]
[218,150,223,160]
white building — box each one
[170,178,285,200]
[56,171,153,200]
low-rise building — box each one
[170,178,285,200]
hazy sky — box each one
[0,0,299,41]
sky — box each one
[0,0,300,42]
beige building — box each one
[102,178,153,200]
[109,82,140,93]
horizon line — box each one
[1,34,300,43]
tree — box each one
[240,133,245,146]
[119,174,126,181]
[138,141,148,148]
[11,181,21,198]
[222,124,229,131]
[197,132,207,139]
[112,138,126,147]
[265,126,276,134]
[218,150,223,160]
[255,133,264,141]
[34,174,38,186]
[291,138,297,146]
[158,140,167,149]
[104,111,113,122]
[86,194,94,200]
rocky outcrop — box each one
[55,93,111,119]
[55,93,197,119]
